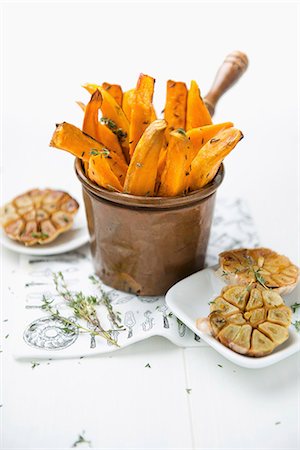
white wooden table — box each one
[1,2,299,449]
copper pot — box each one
[75,159,224,296]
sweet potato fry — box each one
[129,74,155,158]
[158,129,193,197]
[88,151,123,192]
[50,122,127,185]
[186,80,212,130]
[83,83,101,95]
[187,122,234,160]
[83,83,130,161]
[189,128,244,190]
[155,146,168,190]
[123,88,156,123]
[82,90,102,140]
[123,120,166,196]
[102,82,123,106]
[76,101,86,112]
[83,90,126,163]
[83,84,129,136]
[164,80,188,135]
[50,122,101,162]
[122,89,135,121]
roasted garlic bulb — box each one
[0,189,79,246]
[217,248,299,295]
[197,284,292,357]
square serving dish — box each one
[165,267,300,369]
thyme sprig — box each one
[252,268,268,289]
[89,275,124,330]
[44,272,119,346]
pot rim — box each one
[74,158,224,209]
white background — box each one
[1,1,299,449]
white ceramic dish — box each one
[166,267,300,369]
[0,207,89,255]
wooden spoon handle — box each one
[204,51,249,117]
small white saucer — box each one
[166,267,300,369]
[0,208,89,256]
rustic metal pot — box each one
[75,159,224,296]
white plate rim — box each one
[165,267,300,369]
[0,208,89,256]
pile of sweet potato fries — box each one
[50,74,243,196]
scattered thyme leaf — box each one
[186,388,192,394]
[145,363,151,368]
[31,361,40,369]
[275,421,281,425]
[176,128,186,136]
[291,302,300,313]
[5,334,9,339]
[217,364,223,368]
[292,320,300,332]
[71,431,91,448]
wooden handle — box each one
[204,51,249,116]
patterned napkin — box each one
[13,198,259,360]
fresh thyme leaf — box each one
[292,320,300,332]
[275,421,281,425]
[221,270,229,277]
[176,128,186,136]
[90,148,110,158]
[31,361,40,369]
[100,117,127,142]
[101,117,117,130]
[291,302,300,313]
[186,388,192,394]
[90,149,100,156]
[71,431,91,448]
[5,334,9,339]
[31,232,49,240]
[217,364,223,368]
[145,363,151,368]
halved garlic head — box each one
[217,248,299,295]
[197,284,292,357]
[0,189,79,246]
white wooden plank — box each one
[2,336,193,449]
[184,347,299,449]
